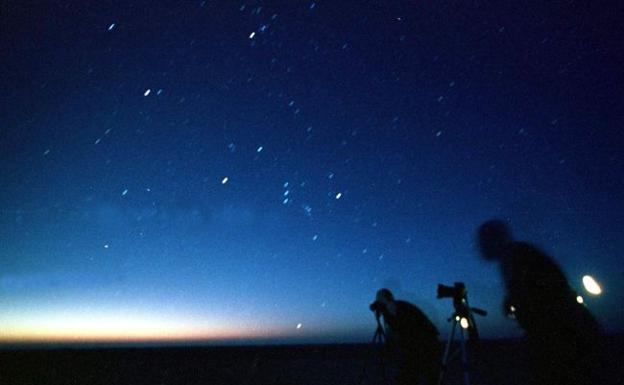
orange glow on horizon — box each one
[0,312,298,344]
[0,332,270,344]
[0,327,295,344]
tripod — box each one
[436,283,486,385]
[372,311,387,345]
[437,313,472,385]
[357,311,389,385]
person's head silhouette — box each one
[374,288,397,317]
[478,219,513,261]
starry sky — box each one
[1,1,623,345]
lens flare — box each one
[582,275,602,295]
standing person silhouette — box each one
[477,219,603,385]
[370,289,441,385]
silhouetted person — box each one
[477,219,603,385]
[370,289,440,385]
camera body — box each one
[369,301,386,313]
[437,282,467,302]
[438,282,471,319]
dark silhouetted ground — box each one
[1,337,622,385]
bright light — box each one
[460,317,469,329]
[455,316,460,321]
[221,177,229,184]
[576,295,584,304]
[582,275,602,295]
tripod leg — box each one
[437,320,457,385]
[378,337,387,384]
[459,326,470,385]
[356,329,385,385]
[373,328,388,385]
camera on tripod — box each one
[436,281,487,342]
[437,282,487,385]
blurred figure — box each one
[370,288,441,385]
[477,219,603,385]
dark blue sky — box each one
[1,1,623,343]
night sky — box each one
[1,1,623,344]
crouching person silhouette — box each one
[477,219,603,385]
[370,289,441,385]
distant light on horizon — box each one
[582,275,602,295]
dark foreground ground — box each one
[1,336,622,385]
